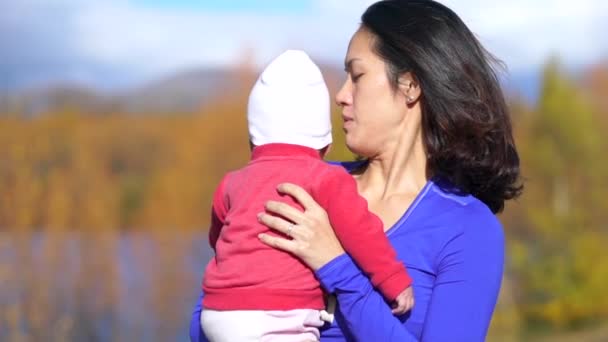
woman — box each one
[191,0,522,340]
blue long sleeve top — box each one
[190,161,505,341]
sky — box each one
[1,0,607,91]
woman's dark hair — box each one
[361,0,522,213]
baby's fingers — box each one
[391,299,407,315]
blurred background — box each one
[1,0,607,341]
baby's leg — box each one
[201,309,323,342]
[202,310,265,341]
[261,309,324,342]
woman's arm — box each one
[420,205,504,341]
[259,184,504,341]
[316,254,419,341]
[191,176,230,342]
[189,291,209,342]
[257,183,418,341]
[318,207,504,342]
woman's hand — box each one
[257,183,345,271]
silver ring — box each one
[287,223,295,237]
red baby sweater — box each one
[202,143,411,310]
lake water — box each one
[0,231,214,341]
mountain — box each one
[116,69,245,113]
[0,68,247,115]
[0,64,542,115]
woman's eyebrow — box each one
[344,58,361,71]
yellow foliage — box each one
[1,60,608,338]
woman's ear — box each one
[397,72,421,105]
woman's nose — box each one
[335,78,352,107]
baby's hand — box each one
[391,286,414,315]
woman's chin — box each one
[345,139,371,158]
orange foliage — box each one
[0,95,352,232]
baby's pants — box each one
[201,309,324,342]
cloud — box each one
[0,0,355,89]
[443,0,608,71]
[1,0,606,90]
[312,0,608,70]
[68,1,360,82]
[0,0,84,88]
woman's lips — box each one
[342,116,354,130]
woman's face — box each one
[336,28,410,158]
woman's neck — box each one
[356,125,428,200]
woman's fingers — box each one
[258,232,297,253]
[277,183,319,212]
[264,200,305,225]
[258,212,300,238]
[257,184,345,270]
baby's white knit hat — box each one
[247,50,332,150]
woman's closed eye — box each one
[351,73,364,82]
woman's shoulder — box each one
[387,179,504,278]
[402,177,503,240]
[427,177,497,215]
[424,178,504,241]
[414,180,505,272]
